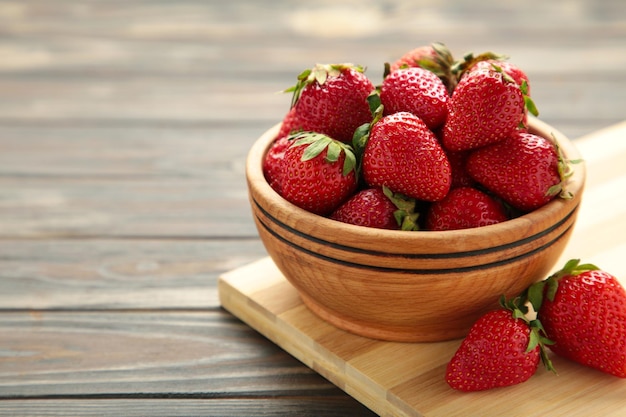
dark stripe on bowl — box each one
[252,196,578,260]
[254,209,574,274]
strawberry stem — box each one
[499,294,557,374]
[284,63,365,108]
[382,185,420,231]
[546,134,583,200]
[288,131,358,177]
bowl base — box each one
[299,292,469,343]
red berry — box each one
[263,135,291,194]
[442,67,525,151]
[362,112,451,202]
[279,132,358,216]
[283,64,375,143]
[466,132,565,212]
[330,188,399,230]
[380,67,448,130]
[446,308,540,392]
[533,260,626,378]
[426,187,508,231]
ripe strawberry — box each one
[279,132,357,216]
[469,60,531,95]
[275,107,299,143]
[389,42,456,93]
[445,303,545,391]
[425,186,508,231]
[362,112,451,202]
[441,66,526,151]
[466,60,537,126]
[466,132,574,212]
[330,186,420,231]
[263,135,291,194]
[446,149,474,189]
[380,67,448,130]
[526,259,626,378]
[282,63,375,143]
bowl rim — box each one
[247,117,585,254]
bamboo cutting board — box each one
[219,122,626,417]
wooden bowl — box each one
[246,118,585,342]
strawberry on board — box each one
[280,63,375,143]
[425,186,508,231]
[279,132,358,216]
[362,112,452,202]
[466,132,574,212]
[525,259,626,378]
[441,66,526,151]
[380,66,449,130]
[330,186,419,231]
[445,298,552,392]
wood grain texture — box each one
[2,0,626,415]
[0,239,267,309]
[0,399,376,417]
[220,122,626,416]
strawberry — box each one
[389,42,456,93]
[468,60,531,96]
[275,107,299,143]
[425,186,508,231]
[441,66,526,151]
[330,186,420,231]
[263,135,291,194]
[445,300,548,392]
[466,60,537,126]
[282,63,375,143]
[279,132,358,216]
[362,112,451,202]
[446,149,474,189]
[380,67,448,130]
[466,132,574,212]
[525,259,626,378]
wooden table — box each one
[1,1,625,416]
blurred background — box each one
[1,0,624,139]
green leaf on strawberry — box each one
[290,132,357,177]
[382,185,420,231]
[284,63,365,108]
[520,259,626,378]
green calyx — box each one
[288,131,357,177]
[499,295,557,374]
[382,185,420,231]
[451,49,508,79]
[511,259,600,374]
[284,63,365,108]
[523,259,600,309]
[351,93,384,176]
[545,133,583,200]
[488,64,539,120]
[520,80,539,117]
[389,42,457,93]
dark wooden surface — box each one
[1,1,625,416]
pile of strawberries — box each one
[263,43,576,231]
